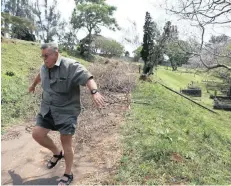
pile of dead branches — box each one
[88,60,138,93]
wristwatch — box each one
[91,89,98,94]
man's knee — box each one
[60,135,73,152]
[32,126,49,141]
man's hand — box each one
[91,92,105,108]
[29,73,41,93]
[29,85,35,93]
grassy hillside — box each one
[2,39,231,184]
[1,39,88,131]
[116,80,231,184]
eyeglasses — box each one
[41,53,53,60]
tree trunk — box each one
[170,60,177,71]
[228,85,231,97]
[87,29,92,56]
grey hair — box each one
[40,43,58,52]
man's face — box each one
[41,48,58,68]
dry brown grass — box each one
[73,60,138,184]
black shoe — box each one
[47,151,63,169]
[58,173,73,185]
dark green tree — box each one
[140,12,160,75]
[125,51,130,57]
[1,0,36,40]
[59,28,79,56]
[91,35,124,57]
[141,15,173,76]
[165,40,190,70]
[150,21,172,68]
[1,12,35,41]
[164,24,189,71]
[71,0,119,57]
[209,34,229,44]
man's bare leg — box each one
[61,134,73,174]
[57,134,73,185]
[32,126,61,164]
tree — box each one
[141,16,173,76]
[59,29,79,56]
[209,34,229,44]
[133,46,142,62]
[71,0,119,57]
[165,40,190,70]
[164,26,190,71]
[141,12,160,75]
[11,23,35,41]
[32,0,65,42]
[91,35,124,57]
[169,25,179,40]
[1,12,35,41]
[1,0,36,40]
[166,0,231,95]
[166,0,231,70]
[125,51,130,57]
[58,22,79,56]
[121,19,141,51]
[2,0,34,19]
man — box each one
[29,43,105,185]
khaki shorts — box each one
[36,111,77,135]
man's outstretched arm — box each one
[29,73,41,93]
[86,78,105,108]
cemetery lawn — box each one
[115,68,231,185]
[156,66,224,108]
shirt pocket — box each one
[50,78,69,93]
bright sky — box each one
[57,0,230,53]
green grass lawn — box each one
[156,66,225,108]
[115,81,231,184]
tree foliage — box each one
[71,0,118,56]
[1,12,35,41]
[166,0,231,71]
[209,34,229,44]
[163,25,190,70]
[92,35,124,57]
[2,0,34,19]
[125,51,130,57]
[133,46,142,62]
[121,19,141,50]
[1,0,36,40]
[141,12,159,64]
[59,28,79,56]
[32,0,65,42]
[166,0,231,94]
[165,40,190,70]
[141,14,173,75]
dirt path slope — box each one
[1,98,127,185]
[2,93,130,185]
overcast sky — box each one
[56,0,230,53]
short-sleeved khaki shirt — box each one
[39,55,93,125]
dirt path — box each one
[1,92,130,185]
